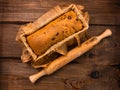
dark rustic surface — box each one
[0,0,120,90]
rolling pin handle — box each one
[97,29,112,40]
[29,70,46,83]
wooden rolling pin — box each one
[29,29,112,83]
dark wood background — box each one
[0,0,120,90]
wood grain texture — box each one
[0,0,120,25]
[0,59,120,90]
[0,0,120,89]
[0,23,22,57]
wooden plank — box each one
[0,0,119,13]
[0,23,120,65]
[0,59,119,90]
[0,23,22,57]
[0,0,120,25]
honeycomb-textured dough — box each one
[27,10,83,56]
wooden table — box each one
[0,0,120,90]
